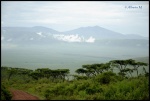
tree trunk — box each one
[137,70,138,77]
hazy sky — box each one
[1,1,149,37]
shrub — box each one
[86,85,103,95]
[95,71,118,84]
[1,84,12,100]
[77,80,90,91]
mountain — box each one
[63,26,146,39]
[1,26,60,44]
[2,26,59,34]
[1,26,148,45]
[31,26,59,34]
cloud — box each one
[53,34,95,43]
[36,32,46,37]
[85,36,95,43]
[1,1,148,37]
[53,34,83,42]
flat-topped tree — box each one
[143,67,149,77]
[109,59,135,72]
[49,69,69,82]
[7,67,18,81]
[110,60,128,71]
[110,59,148,77]
[82,64,106,76]
[101,63,111,72]
[82,65,91,70]
[90,64,104,75]
[50,70,59,81]
[35,68,51,78]
[120,68,134,77]
[109,59,132,78]
[57,69,70,81]
[75,68,86,76]
[17,68,33,75]
[29,71,42,80]
[82,64,95,76]
[129,61,148,77]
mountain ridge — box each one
[1,26,148,44]
[2,25,147,38]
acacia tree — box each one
[90,64,104,75]
[75,68,86,76]
[49,70,59,82]
[109,59,135,75]
[101,63,111,72]
[35,68,47,78]
[129,62,148,77]
[82,63,107,76]
[110,59,148,78]
[120,68,134,78]
[7,68,18,81]
[76,63,112,78]
[82,64,96,77]
[15,68,33,81]
[143,67,149,77]
[57,69,70,82]
[29,71,42,80]
[49,69,69,82]
[17,68,33,75]
[110,60,128,72]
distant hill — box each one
[1,26,60,44]
[63,26,147,39]
[1,26,148,45]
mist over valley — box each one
[1,26,149,74]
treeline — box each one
[1,59,149,100]
[74,59,148,79]
[1,67,70,82]
[1,59,149,82]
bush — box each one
[96,71,117,84]
[77,80,90,91]
[1,84,12,100]
[86,85,103,95]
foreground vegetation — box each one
[1,59,149,100]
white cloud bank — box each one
[53,34,95,43]
[85,36,95,43]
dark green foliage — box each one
[73,75,88,80]
[1,59,149,100]
[100,74,111,84]
[1,84,12,100]
[86,85,103,95]
[7,67,18,81]
[95,71,117,84]
[29,71,41,80]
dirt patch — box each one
[10,89,40,100]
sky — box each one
[1,1,149,37]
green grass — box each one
[3,73,148,100]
